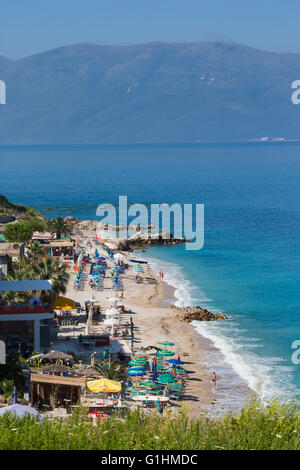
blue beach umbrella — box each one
[127,370,146,376]
[0,404,43,420]
[152,364,158,382]
[128,366,146,372]
[166,359,183,365]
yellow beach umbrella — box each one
[54,296,77,309]
[86,378,122,393]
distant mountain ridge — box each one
[0,41,300,143]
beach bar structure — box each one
[0,280,54,352]
[30,370,85,409]
[49,239,75,260]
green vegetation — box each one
[48,217,71,239]
[3,255,69,304]
[3,218,46,243]
[95,360,127,380]
[1,397,300,450]
[0,354,26,394]
[0,194,46,220]
[0,194,26,214]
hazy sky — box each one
[1,0,300,59]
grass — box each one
[1,395,300,450]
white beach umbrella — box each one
[105,308,120,316]
[104,318,120,326]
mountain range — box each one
[0,41,300,144]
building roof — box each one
[0,279,52,292]
[50,240,74,247]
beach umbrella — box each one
[105,308,120,316]
[86,378,121,393]
[128,360,148,367]
[152,364,158,382]
[158,374,176,384]
[104,318,120,326]
[156,350,175,357]
[157,341,175,346]
[139,382,160,390]
[166,359,183,365]
[128,366,146,373]
[54,296,77,309]
[0,404,43,420]
[127,370,146,376]
[132,355,148,360]
[128,362,148,368]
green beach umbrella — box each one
[128,360,148,366]
[158,374,176,384]
[156,350,175,357]
[139,381,160,389]
[157,341,175,346]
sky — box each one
[1,0,300,59]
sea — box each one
[1,142,300,413]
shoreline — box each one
[56,220,252,417]
[136,249,253,415]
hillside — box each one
[0,194,46,222]
[0,41,300,143]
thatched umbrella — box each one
[40,350,74,364]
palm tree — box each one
[30,256,69,302]
[95,360,127,380]
[26,240,45,262]
[3,267,32,304]
[48,217,71,240]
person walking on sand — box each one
[212,372,217,391]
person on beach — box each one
[184,310,189,322]
[212,372,217,391]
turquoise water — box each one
[1,142,300,402]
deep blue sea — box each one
[1,142,300,406]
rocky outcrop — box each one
[106,231,186,251]
[170,305,227,322]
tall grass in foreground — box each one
[1,396,300,450]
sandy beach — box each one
[53,221,243,419]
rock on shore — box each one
[170,305,227,322]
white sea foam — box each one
[141,252,298,411]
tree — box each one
[26,240,45,261]
[30,256,69,302]
[4,218,45,243]
[95,360,127,380]
[48,217,71,240]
